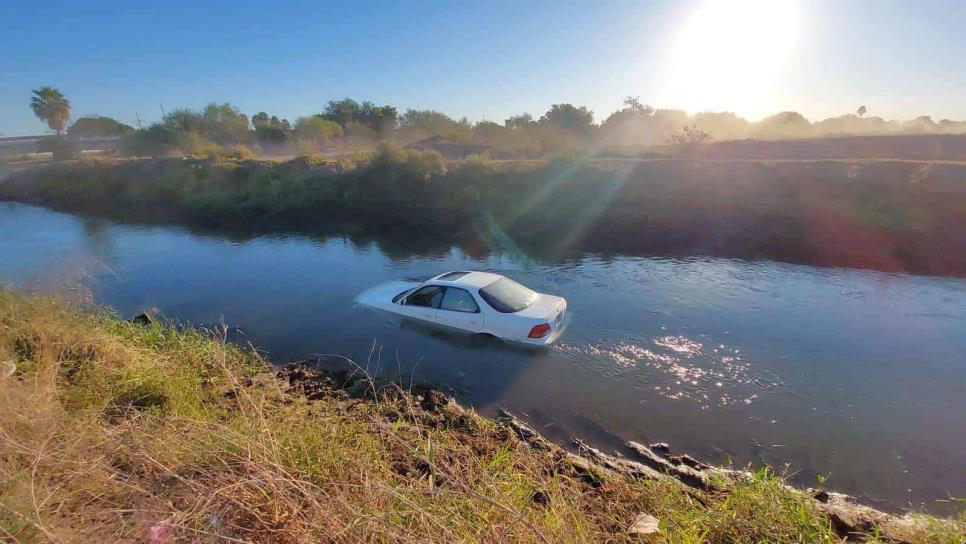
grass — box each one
[0,289,963,543]
[3,151,965,276]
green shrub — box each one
[176,131,223,158]
[294,116,343,142]
[120,125,179,157]
[224,144,256,160]
[36,137,80,161]
[68,116,134,137]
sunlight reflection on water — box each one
[557,334,783,409]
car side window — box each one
[404,285,444,308]
[439,287,480,313]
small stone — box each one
[650,442,670,453]
[628,512,660,536]
[670,454,706,469]
[1,360,15,379]
[132,310,157,325]
[530,489,550,506]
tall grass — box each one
[1,290,961,542]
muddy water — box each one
[2,202,964,512]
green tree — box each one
[539,104,594,132]
[323,98,398,135]
[294,116,344,142]
[756,111,812,138]
[252,111,271,128]
[401,109,470,140]
[251,112,290,130]
[623,96,654,116]
[538,104,595,150]
[163,108,204,133]
[68,116,134,137]
[504,113,534,129]
[201,103,250,142]
[252,112,291,143]
[600,97,655,142]
[30,86,71,135]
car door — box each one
[435,287,484,332]
[397,285,443,323]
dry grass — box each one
[0,290,962,543]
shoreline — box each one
[1,289,962,541]
[280,361,964,542]
[3,154,965,277]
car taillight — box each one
[528,323,551,339]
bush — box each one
[254,126,289,144]
[120,125,177,157]
[365,143,447,179]
[176,131,223,158]
[36,137,80,161]
[462,152,493,168]
[224,144,256,160]
[294,116,343,143]
[406,148,447,178]
[68,116,134,137]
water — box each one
[2,202,964,512]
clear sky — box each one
[2,0,965,136]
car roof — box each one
[432,270,504,288]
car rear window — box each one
[478,277,538,313]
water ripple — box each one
[558,334,784,409]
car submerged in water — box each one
[356,271,568,346]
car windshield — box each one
[478,277,538,313]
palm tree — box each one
[30,86,71,136]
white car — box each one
[356,271,568,346]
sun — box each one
[664,0,800,118]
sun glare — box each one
[665,0,799,118]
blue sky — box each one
[3,0,965,136]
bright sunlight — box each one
[665,0,800,118]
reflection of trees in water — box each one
[68,209,515,264]
[29,156,965,275]
[81,217,117,261]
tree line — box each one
[28,86,966,160]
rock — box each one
[132,308,160,325]
[628,512,661,536]
[499,410,538,441]
[1,360,15,379]
[649,442,670,454]
[669,453,706,469]
[411,384,448,412]
[626,441,711,489]
[575,439,665,481]
[530,489,550,507]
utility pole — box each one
[135,112,143,130]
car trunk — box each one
[516,294,566,322]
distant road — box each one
[0,135,122,158]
